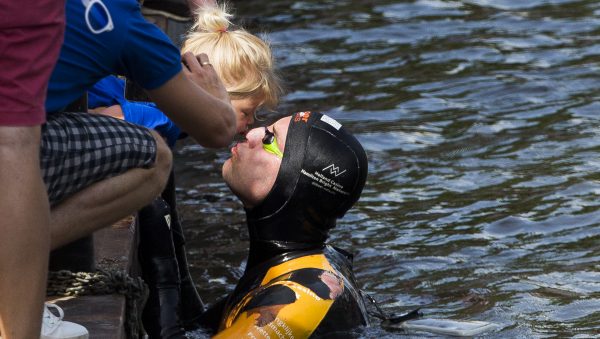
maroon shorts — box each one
[0,0,65,126]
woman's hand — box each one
[181,52,230,103]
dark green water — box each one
[175,0,600,337]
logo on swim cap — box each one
[323,164,346,177]
[294,111,311,123]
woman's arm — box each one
[148,53,236,148]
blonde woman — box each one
[88,3,283,337]
[90,3,282,138]
[183,3,282,135]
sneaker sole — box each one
[41,334,88,339]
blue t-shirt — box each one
[46,0,182,113]
[88,75,183,147]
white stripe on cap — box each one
[320,114,342,130]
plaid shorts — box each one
[41,112,157,206]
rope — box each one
[47,269,148,339]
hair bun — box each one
[192,4,233,34]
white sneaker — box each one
[41,303,89,339]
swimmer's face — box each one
[222,116,292,207]
[231,95,264,136]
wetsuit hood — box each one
[245,112,368,267]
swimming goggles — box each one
[82,0,114,35]
[262,127,283,158]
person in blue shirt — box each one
[43,0,236,250]
[80,3,282,337]
[37,0,238,336]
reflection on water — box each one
[176,0,600,337]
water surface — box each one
[176,1,600,337]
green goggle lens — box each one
[262,128,283,158]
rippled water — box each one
[175,0,600,337]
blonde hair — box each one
[182,3,282,110]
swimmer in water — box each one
[205,111,370,338]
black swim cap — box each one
[245,112,368,267]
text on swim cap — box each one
[301,169,350,196]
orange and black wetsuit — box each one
[212,112,370,338]
[215,246,369,338]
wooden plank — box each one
[47,295,125,339]
[46,217,137,339]
[95,216,135,272]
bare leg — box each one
[0,126,49,339]
[50,131,172,250]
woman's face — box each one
[222,116,292,207]
[231,95,264,135]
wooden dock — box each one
[46,217,137,339]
